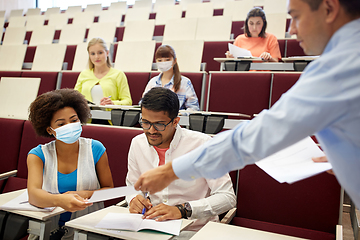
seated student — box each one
[226,7,281,62]
[27,89,114,239]
[74,37,132,124]
[126,88,236,239]
[140,45,200,112]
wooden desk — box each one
[0,189,65,240]
[66,206,193,240]
[214,58,294,71]
[189,222,306,240]
[282,56,319,71]
[89,106,249,130]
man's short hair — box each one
[302,0,360,17]
[141,87,179,119]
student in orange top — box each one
[226,7,281,62]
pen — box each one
[142,192,149,215]
[19,201,28,204]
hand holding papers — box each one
[0,190,55,212]
[228,43,262,60]
[95,213,182,236]
[88,186,140,203]
[228,43,253,58]
[255,137,332,184]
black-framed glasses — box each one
[139,118,174,131]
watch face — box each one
[184,202,192,218]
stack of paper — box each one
[228,43,255,58]
[95,213,182,236]
[88,186,140,203]
[0,190,55,212]
[255,137,332,184]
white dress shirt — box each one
[126,125,236,231]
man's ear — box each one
[173,117,180,125]
[323,0,340,23]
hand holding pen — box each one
[99,95,113,105]
[128,192,152,215]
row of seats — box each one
[0,70,302,118]
[0,39,305,73]
[2,16,293,46]
[6,0,288,20]
[0,117,342,239]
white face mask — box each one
[156,61,173,72]
[50,122,82,144]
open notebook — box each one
[95,213,182,236]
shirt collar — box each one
[323,18,360,55]
[155,73,175,87]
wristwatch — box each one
[184,202,192,218]
[175,204,186,219]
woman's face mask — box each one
[51,122,82,144]
[156,61,173,72]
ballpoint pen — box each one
[142,192,149,215]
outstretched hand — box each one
[57,193,93,212]
[134,162,179,194]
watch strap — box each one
[175,204,186,219]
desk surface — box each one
[66,206,193,240]
[282,56,319,62]
[189,221,306,240]
[0,189,65,221]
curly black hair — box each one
[28,89,91,137]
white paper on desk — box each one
[255,137,332,184]
[228,43,253,58]
[88,186,140,203]
[0,190,55,212]
[95,212,182,236]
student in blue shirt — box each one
[27,89,114,239]
[140,45,200,113]
[134,0,360,209]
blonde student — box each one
[75,37,132,124]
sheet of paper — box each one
[255,137,332,184]
[228,43,253,58]
[95,212,182,236]
[88,186,140,203]
[0,190,55,212]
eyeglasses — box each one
[139,118,174,131]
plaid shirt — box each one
[140,74,200,111]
